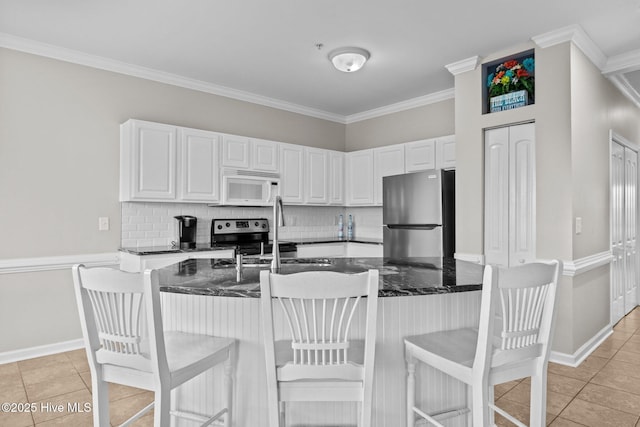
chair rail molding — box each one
[0,252,120,274]
[562,251,613,277]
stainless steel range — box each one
[210,218,297,257]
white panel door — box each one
[509,124,536,265]
[611,142,625,323]
[484,127,510,267]
[624,147,638,314]
[346,150,375,205]
[374,144,405,205]
[405,139,436,172]
[329,151,345,205]
[179,128,220,202]
[484,123,535,267]
[221,134,250,169]
[131,121,177,200]
[306,148,329,204]
[280,143,304,204]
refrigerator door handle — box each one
[386,224,440,230]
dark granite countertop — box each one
[120,243,236,256]
[120,238,382,256]
[291,237,383,245]
[157,257,483,298]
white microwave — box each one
[221,169,280,206]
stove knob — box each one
[254,221,259,227]
[226,222,230,227]
[262,224,267,229]
[217,225,222,230]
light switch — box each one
[99,217,110,231]
[575,217,582,234]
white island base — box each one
[160,290,481,427]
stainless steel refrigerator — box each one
[383,169,455,258]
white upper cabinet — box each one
[329,151,345,205]
[374,144,405,205]
[346,149,375,205]
[178,128,220,202]
[251,138,279,172]
[280,143,305,204]
[305,147,330,204]
[405,139,436,172]
[120,120,177,201]
[436,135,456,169]
[221,134,250,169]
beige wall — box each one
[0,48,345,353]
[344,99,455,151]
[454,40,640,355]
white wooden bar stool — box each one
[260,269,379,427]
[404,260,561,427]
[72,264,236,427]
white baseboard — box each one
[0,338,84,364]
[454,253,485,264]
[549,324,613,367]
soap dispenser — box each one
[338,214,344,239]
[347,214,354,240]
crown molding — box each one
[445,56,482,76]
[0,33,346,124]
[344,88,455,124]
[532,24,607,69]
[608,74,640,109]
[603,48,640,75]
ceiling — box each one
[1,0,640,123]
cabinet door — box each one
[125,120,177,201]
[179,128,220,202]
[280,143,305,203]
[374,144,405,204]
[252,139,279,172]
[329,151,345,205]
[405,139,436,172]
[436,135,456,169]
[221,134,250,169]
[306,148,329,204]
[346,150,375,205]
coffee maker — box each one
[174,216,197,249]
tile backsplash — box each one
[121,202,382,248]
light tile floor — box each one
[1,307,639,426]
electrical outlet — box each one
[575,217,582,234]
[98,217,110,231]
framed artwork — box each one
[482,50,535,114]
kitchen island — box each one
[157,257,484,427]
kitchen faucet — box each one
[271,194,285,273]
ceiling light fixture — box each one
[328,47,370,73]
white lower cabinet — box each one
[120,250,235,273]
[296,242,383,258]
[484,123,535,267]
[297,243,346,258]
[346,242,383,258]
